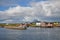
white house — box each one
[36,22,41,26]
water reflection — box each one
[0,27,60,40]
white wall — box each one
[36,23,41,26]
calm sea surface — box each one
[0,27,60,40]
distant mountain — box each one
[32,19,41,23]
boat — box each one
[5,24,27,30]
[5,26,27,30]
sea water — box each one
[0,27,60,40]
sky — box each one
[0,0,60,23]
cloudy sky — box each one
[0,0,60,23]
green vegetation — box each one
[0,23,20,26]
[0,23,6,26]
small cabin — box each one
[40,22,53,28]
[53,22,60,27]
[46,22,53,28]
[40,22,46,28]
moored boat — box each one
[5,24,27,30]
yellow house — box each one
[53,22,60,27]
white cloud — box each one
[30,1,60,17]
[0,1,60,23]
[47,0,60,1]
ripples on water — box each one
[0,27,60,40]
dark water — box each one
[0,27,60,40]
